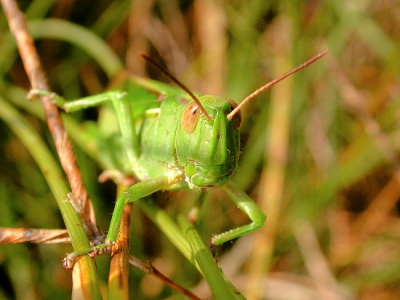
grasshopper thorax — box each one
[176,96,241,189]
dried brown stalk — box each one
[1,0,100,238]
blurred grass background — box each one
[1,0,400,299]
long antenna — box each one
[139,52,211,121]
[227,50,329,120]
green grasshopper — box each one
[34,51,327,269]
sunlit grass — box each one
[1,0,400,299]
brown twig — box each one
[0,228,70,244]
[0,224,200,299]
[129,256,202,300]
[1,0,100,238]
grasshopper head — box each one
[141,50,328,189]
[176,96,242,189]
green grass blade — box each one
[0,96,102,299]
[136,199,195,267]
[0,19,123,79]
[177,215,246,300]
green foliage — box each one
[1,0,400,299]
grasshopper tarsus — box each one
[62,242,116,269]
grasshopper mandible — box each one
[33,51,327,269]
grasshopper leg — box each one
[63,174,183,269]
[210,181,266,247]
[28,89,126,112]
[29,89,140,166]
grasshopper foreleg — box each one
[62,174,183,269]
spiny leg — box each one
[29,89,125,112]
[27,90,165,268]
[63,174,182,269]
[29,89,139,165]
[211,181,266,246]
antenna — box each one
[139,52,211,121]
[227,50,328,120]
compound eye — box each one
[228,99,242,129]
[182,102,200,133]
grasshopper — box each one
[34,51,327,269]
